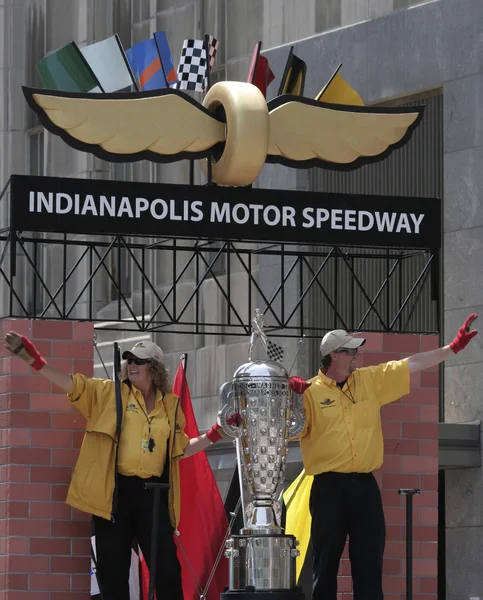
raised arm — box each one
[182,413,241,459]
[407,314,478,374]
[4,331,73,391]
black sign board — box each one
[10,175,441,249]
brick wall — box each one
[0,319,94,600]
[336,332,439,600]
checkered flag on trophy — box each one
[176,35,218,92]
[266,339,285,363]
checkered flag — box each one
[266,339,284,363]
[176,35,218,92]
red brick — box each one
[51,593,91,600]
[412,559,437,577]
[2,593,49,600]
[420,508,438,525]
[51,484,69,502]
[31,430,73,448]
[3,393,30,410]
[7,376,51,393]
[71,574,90,591]
[71,508,91,522]
[52,447,80,466]
[51,555,90,574]
[0,537,29,554]
[9,411,51,429]
[9,554,49,573]
[414,492,438,508]
[30,502,72,520]
[73,322,94,341]
[421,335,440,352]
[71,538,90,556]
[401,388,438,405]
[4,501,29,518]
[382,490,402,506]
[31,537,71,555]
[52,413,86,430]
[401,456,438,474]
[31,466,72,484]
[2,428,31,447]
[383,474,420,490]
[382,404,420,422]
[74,360,93,377]
[420,542,437,559]
[385,541,406,558]
[382,575,406,592]
[2,320,33,337]
[420,577,438,592]
[383,334,421,353]
[421,475,438,491]
[30,394,72,412]
[53,341,93,359]
[380,455,401,472]
[9,483,51,501]
[412,525,437,542]
[384,439,420,455]
[51,520,91,538]
[3,465,29,482]
[33,321,73,340]
[382,421,402,438]
[30,573,72,591]
[359,332,383,351]
[421,371,439,388]
[2,357,32,375]
[420,406,439,423]
[337,575,352,591]
[6,573,29,590]
[384,506,405,525]
[10,447,51,465]
[47,358,75,373]
[73,431,85,448]
[401,422,438,440]
[383,558,402,575]
[419,440,438,457]
[360,352,402,366]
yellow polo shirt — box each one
[300,359,410,474]
[117,385,171,478]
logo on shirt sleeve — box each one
[320,398,336,408]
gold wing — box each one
[267,99,422,165]
[27,90,226,156]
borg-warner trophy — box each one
[218,311,305,599]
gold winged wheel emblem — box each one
[23,82,423,187]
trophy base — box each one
[221,588,305,599]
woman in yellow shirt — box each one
[4,333,237,600]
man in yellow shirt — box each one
[296,314,478,600]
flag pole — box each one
[153,33,169,88]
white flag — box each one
[81,34,136,92]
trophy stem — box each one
[242,500,282,535]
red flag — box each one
[247,41,275,98]
[174,357,229,600]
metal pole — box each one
[145,482,171,600]
[398,488,420,600]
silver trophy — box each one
[219,310,305,599]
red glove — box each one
[289,376,311,394]
[4,331,46,371]
[206,412,242,443]
[450,314,478,354]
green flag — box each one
[37,42,102,93]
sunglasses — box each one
[334,348,359,356]
[126,357,151,366]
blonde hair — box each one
[120,360,172,395]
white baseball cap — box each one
[320,330,366,356]
[122,340,164,363]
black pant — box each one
[309,472,385,600]
[93,474,183,600]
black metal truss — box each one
[0,227,439,337]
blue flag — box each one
[126,38,166,91]
[153,32,178,87]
